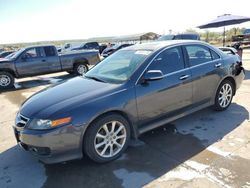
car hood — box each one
[0,58,10,63]
[20,77,122,118]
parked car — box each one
[99,44,108,54]
[14,40,244,164]
[71,42,100,51]
[0,45,100,89]
[158,33,200,41]
[219,47,242,60]
[219,47,238,55]
[243,28,250,36]
[101,43,133,57]
[0,50,15,58]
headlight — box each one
[27,117,72,130]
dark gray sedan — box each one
[14,40,245,164]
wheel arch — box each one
[73,58,89,66]
[81,110,138,152]
[220,76,236,95]
[0,69,17,78]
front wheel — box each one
[0,71,14,89]
[83,114,130,163]
[213,80,234,111]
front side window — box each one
[148,47,185,74]
[22,48,38,59]
[185,45,212,66]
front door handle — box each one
[179,75,190,80]
[215,63,222,68]
[42,59,46,62]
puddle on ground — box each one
[43,125,206,188]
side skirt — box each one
[138,102,212,135]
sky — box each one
[0,0,250,44]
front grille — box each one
[16,113,29,128]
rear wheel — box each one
[213,80,234,111]
[84,114,130,163]
[74,63,88,75]
[0,71,14,89]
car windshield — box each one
[5,52,15,59]
[158,35,175,41]
[85,50,152,84]
[80,43,86,47]
[5,48,24,59]
[179,34,198,40]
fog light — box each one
[29,146,51,156]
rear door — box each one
[183,44,222,106]
[135,46,193,126]
[42,46,61,72]
[15,47,50,76]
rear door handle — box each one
[215,63,222,68]
[179,75,190,80]
[42,59,46,62]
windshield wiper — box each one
[84,75,106,83]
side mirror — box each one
[143,70,164,81]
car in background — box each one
[71,42,100,51]
[0,45,100,89]
[0,51,15,58]
[14,40,244,164]
[243,28,250,36]
[218,47,241,60]
[99,44,108,54]
[101,43,133,57]
[158,33,200,41]
[219,47,238,55]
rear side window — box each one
[210,50,220,60]
[148,47,185,74]
[44,46,56,56]
[185,45,212,66]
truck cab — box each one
[13,46,60,77]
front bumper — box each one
[13,124,84,164]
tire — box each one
[74,63,88,75]
[213,80,234,111]
[0,71,14,89]
[83,113,131,163]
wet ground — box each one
[1,51,250,188]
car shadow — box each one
[0,103,248,188]
[0,73,75,94]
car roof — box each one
[122,40,210,51]
[26,44,55,49]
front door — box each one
[135,46,193,126]
[15,47,50,76]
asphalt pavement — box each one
[1,51,250,188]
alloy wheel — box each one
[218,83,233,108]
[94,121,127,158]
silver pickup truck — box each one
[0,45,101,89]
